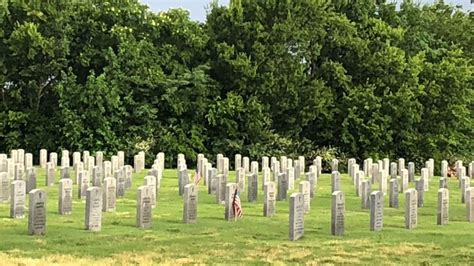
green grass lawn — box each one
[0,167,473,264]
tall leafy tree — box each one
[0,1,68,152]
[0,0,471,166]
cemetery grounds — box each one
[0,168,474,264]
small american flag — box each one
[193,171,202,185]
[233,188,243,219]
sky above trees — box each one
[140,0,472,21]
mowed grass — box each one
[0,167,473,265]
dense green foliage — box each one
[0,0,472,166]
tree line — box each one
[0,0,472,168]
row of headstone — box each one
[286,164,320,241]
[1,155,148,216]
[0,178,47,235]
[3,166,309,237]
[74,159,471,232]
[0,158,33,182]
[360,158,419,184]
[2,177,152,235]
[3,153,474,240]
[5,149,472,190]
[9,151,309,224]
[40,149,131,177]
[2,151,471,238]
[344,158,473,237]
[36,150,135,195]
[6,182,462,238]
[460,170,474,223]
[148,152,165,205]
[232,154,307,181]
[155,155,195,224]
[10,183,155,234]
[7,148,472,180]
[1,149,33,171]
[185,155,470,216]
[324,186,451,239]
[350,157,445,210]
[216,154,229,176]
[216,154,314,206]
[8,168,195,235]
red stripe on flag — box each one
[233,188,243,218]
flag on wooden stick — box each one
[233,188,243,219]
[193,171,201,185]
